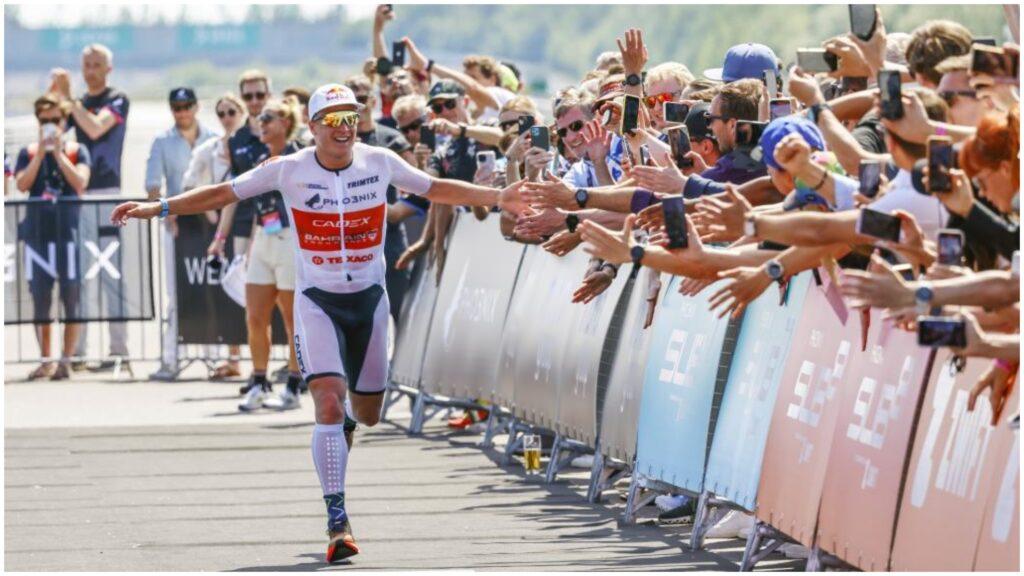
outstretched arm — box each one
[426,177,525,213]
[111,182,237,223]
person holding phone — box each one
[643,62,695,130]
[14,93,91,382]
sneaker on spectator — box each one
[779,543,810,559]
[658,498,697,523]
[263,388,301,411]
[705,510,755,539]
[27,362,55,381]
[70,360,87,372]
[149,366,177,382]
[655,494,688,513]
[50,362,71,381]
[238,385,268,412]
[89,356,127,372]
[570,454,595,468]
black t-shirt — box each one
[251,141,302,230]
[852,112,887,155]
[68,87,128,190]
[227,124,267,238]
[427,134,479,183]
[15,143,92,237]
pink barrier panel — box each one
[972,383,1019,571]
[889,352,1003,571]
[755,276,858,546]
[815,314,934,570]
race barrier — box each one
[5,196,154,324]
[890,351,1020,571]
[387,222,1020,572]
[697,273,811,546]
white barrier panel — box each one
[390,253,440,388]
[597,268,666,463]
[553,256,630,446]
[419,213,525,400]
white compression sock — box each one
[312,423,348,497]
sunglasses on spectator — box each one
[430,99,458,114]
[216,108,239,119]
[644,92,677,109]
[399,117,426,133]
[171,103,195,113]
[242,91,267,102]
[499,119,521,132]
[939,89,978,102]
[355,94,370,104]
[314,111,359,128]
[38,117,61,125]
[704,111,731,123]
[257,111,286,124]
[556,120,586,138]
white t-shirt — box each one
[476,86,517,123]
[868,169,949,240]
[231,144,433,292]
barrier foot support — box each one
[380,385,403,423]
[502,418,525,465]
[805,545,845,572]
[478,407,509,449]
[544,435,590,484]
[620,470,657,526]
[740,521,789,571]
[690,490,729,551]
[409,390,428,436]
[586,450,629,504]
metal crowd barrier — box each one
[386,210,1019,571]
[4,196,292,376]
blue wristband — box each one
[158,198,169,219]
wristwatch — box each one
[630,245,646,266]
[765,259,785,284]
[458,124,467,139]
[575,188,590,208]
[624,73,642,87]
[808,102,831,126]
[565,214,580,233]
[743,214,758,238]
[915,282,934,314]
[158,197,170,219]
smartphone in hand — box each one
[849,4,877,41]
[661,196,688,249]
[859,160,882,198]
[663,101,690,124]
[621,95,641,135]
[392,41,406,67]
[927,136,954,194]
[769,98,793,120]
[530,125,550,150]
[937,229,965,265]
[856,208,901,242]
[666,125,693,169]
[878,70,903,120]
[917,316,967,348]
[797,48,838,73]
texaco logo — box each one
[312,256,324,265]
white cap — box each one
[308,83,364,120]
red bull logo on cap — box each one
[325,86,347,101]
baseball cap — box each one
[703,43,780,83]
[758,115,826,171]
[308,83,364,120]
[684,102,714,141]
[169,87,197,104]
[428,80,466,102]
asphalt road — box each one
[4,362,802,571]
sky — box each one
[8,3,377,28]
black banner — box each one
[4,197,154,325]
[174,214,287,346]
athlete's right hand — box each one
[207,238,226,259]
[111,201,161,226]
[497,179,528,216]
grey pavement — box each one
[5,362,800,571]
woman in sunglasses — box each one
[111,83,525,563]
[186,93,247,380]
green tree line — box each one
[339,4,1009,78]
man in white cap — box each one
[110,83,525,563]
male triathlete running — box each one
[111,83,525,563]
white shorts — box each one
[293,284,391,395]
[246,226,296,290]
